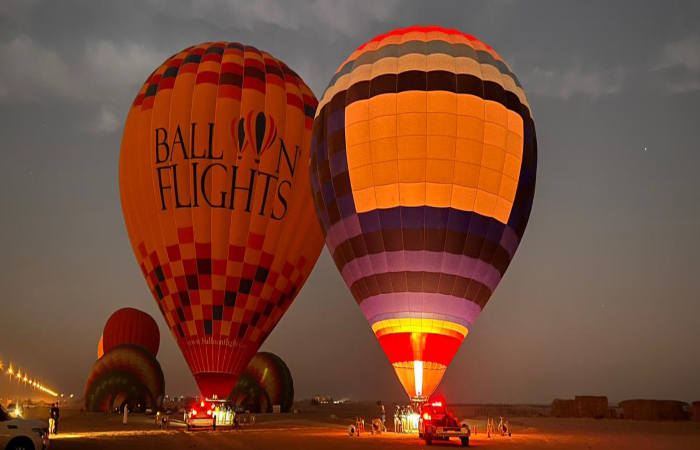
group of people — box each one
[155,410,170,428]
[48,403,60,435]
[394,404,416,433]
[486,416,511,437]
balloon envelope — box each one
[309,26,537,400]
[119,42,324,399]
[84,344,165,412]
[230,352,294,412]
[103,308,160,357]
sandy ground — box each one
[19,405,700,450]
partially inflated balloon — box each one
[119,42,324,399]
[310,26,537,400]
[230,374,270,413]
[103,308,160,357]
[84,344,165,412]
[229,352,294,412]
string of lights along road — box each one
[0,357,60,397]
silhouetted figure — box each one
[380,404,386,432]
[49,403,60,435]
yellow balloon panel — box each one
[345,91,523,223]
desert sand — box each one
[18,403,700,450]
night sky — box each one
[0,0,698,404]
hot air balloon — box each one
[230,374,271,413]
[84,344,165,412]
[102,308,160,357]
[229,352,294,412]
[309,26,537,401]
[98,334,104,360]
[119,42,324,399]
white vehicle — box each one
[0,404,49,450]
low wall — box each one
[620,400,687,421]
[551,396,609,419]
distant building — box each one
[313,396,332,404]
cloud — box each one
[92,106,121,133]
[658,35,700,72]
[522,59,625,100]
[0,35,164,104]
[0,36,75,102]
[145,0,400,37]
[655,35,700,93]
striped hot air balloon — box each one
[309,26,537,401]
[229,352,294,413]
[119,42,324,399]
[84,344,165,412]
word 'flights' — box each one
[153,122,299,221]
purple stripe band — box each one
[360,293,482,327]
[325,212,520,258]
[367,312,473,331]
[340,251,503,292]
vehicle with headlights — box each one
[185,400,216,431]
[3,406,21,420]
[0,404,49,450]
[418,399,470,446]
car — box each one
[4,406,21,420]
[0,403,50,450]
[185,400,216,431]
[418,399,470,446]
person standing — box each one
[49,403,60,435]
[394,406,400,433]
[380,404,386,432]
[48,403,56,435]
[54,403,60,435]
[123,405,129,425]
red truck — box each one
[418,399,470,446]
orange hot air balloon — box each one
[103,308,160,357]
[97,335,104,359]
[310,26,537,401]
[119,42,324,399]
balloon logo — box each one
[310,26,537,401]
[119,41,324,399]
[231,111,278,162]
